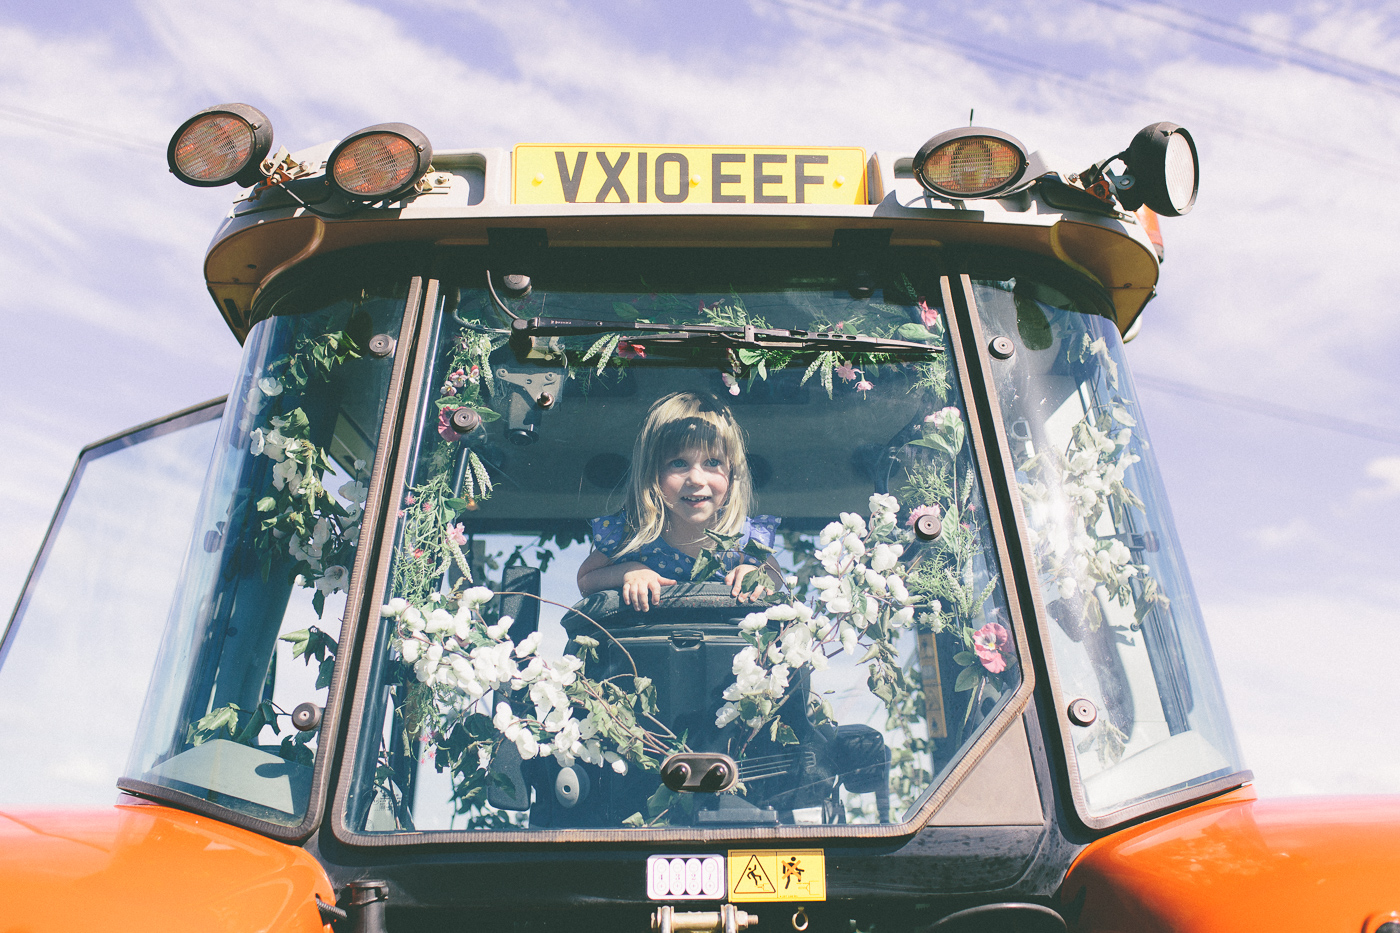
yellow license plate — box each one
[513,145,867,206]
[726,849,826,902]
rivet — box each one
[1068,698,1098,727]
[532,172,545,186]
[689,174,702,187]
[989,335,1015,360]
[368,334,396,358]
[834,174,846,187]
[291,702,322,732]
[913,509,942,541]
[450,408,483,434]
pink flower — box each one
[972,622,1009,674]
[855,378,873,395]
[404,495,416,505]
[906,504,939,528]
[446,523,467,546]
[422,499,433,512]
[835,363,859,381]
[616,342,646,359]
[917,298,940,327]
[721,373,740,396]
[439,408,462,442]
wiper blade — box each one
[509,317,940,357]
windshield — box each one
[341,250,1024,836]
[122,263,409,826]
[970,268,1244,820]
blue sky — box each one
[1,0,1398,798]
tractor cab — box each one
[3,110,1323,933]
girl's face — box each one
[658,446,731,531]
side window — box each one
[0,402,222,807]
[971,275,1245,820]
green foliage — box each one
[280,626,338,690]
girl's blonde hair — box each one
[616,391,752,556]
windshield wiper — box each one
[508,317,940,358]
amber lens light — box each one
[172,113,255,184]
[332,133,420,199]
[921,137,1022,197]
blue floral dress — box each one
[589,510,780,582]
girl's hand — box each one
[622,567,676,612]
[726,564,773,602]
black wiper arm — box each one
[509,317,940,357]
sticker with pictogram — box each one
[726,850,826,902]
[646,854,725,900]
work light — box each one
[912,127,1028,200]
[1117,122,1198,217]
[167,103,273,188]
[328,123,433,204]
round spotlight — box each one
[328,123,432,203]
[913,127,1028,200]
[1120,122,1198,217]
[167,103,273,188]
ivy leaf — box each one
[281,628,312,660]
[188,704,242,744]
[690,549,725,583]
[705,529,744,551]
[312,590,326,619]
[896,323,937,342]
[953,650,977,667]
[771,721,799,745]
[316,656,335,690]
[742,538,775,561]
[954,665,981,693]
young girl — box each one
[577,391,779,611]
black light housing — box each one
[1116,122,1198,217]
[912,127,1029,200]
[167,103,273,188]
[327,122,432,204]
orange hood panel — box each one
[1062,787,1400,932]
[0,800,332,933]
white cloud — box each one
[1364,455,1400,499]
[1204,593,1400,796]
[1246,517,1313,550]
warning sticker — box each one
[726,850,826,902]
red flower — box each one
[616,342,645,359]
[917,298,940,327]
[972,622,1009,674]
[906,504,938,527]
[439,408,462,442]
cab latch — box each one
[653,904,758,933]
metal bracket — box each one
[652,904,758,933]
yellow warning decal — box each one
[726,849,826,902]
[513,146,867,206]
